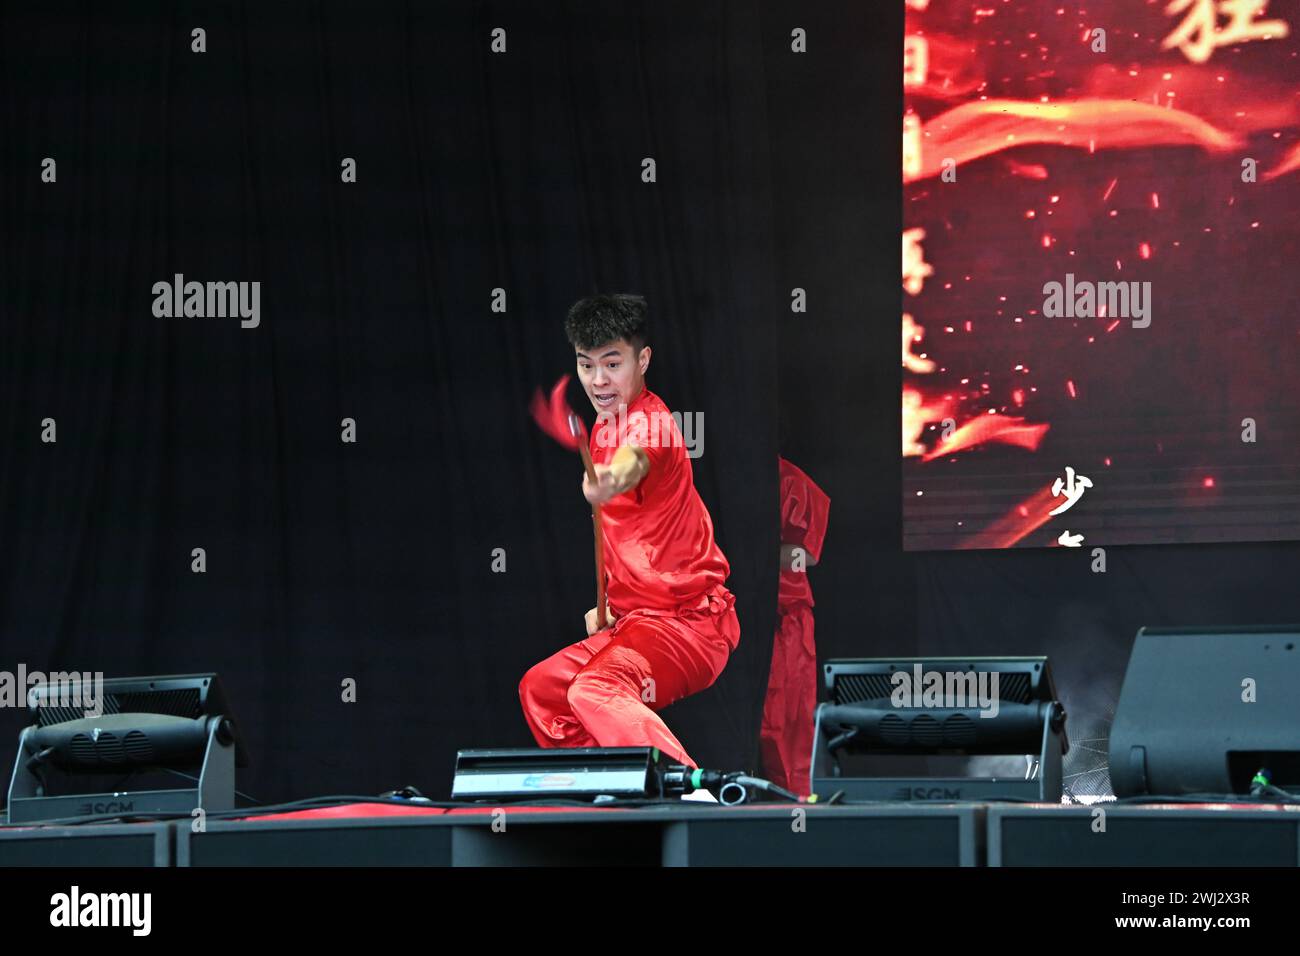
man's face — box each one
[575,338,650,415]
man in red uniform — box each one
[759,456,830,796]
[518,294,740,769]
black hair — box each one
[564,294,649,353]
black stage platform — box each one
[2,801,1298,867]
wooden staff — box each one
[570,412,607,630]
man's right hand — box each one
[584,604,615,635]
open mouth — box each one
[594,392,617,408]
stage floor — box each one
[3,799,1299,866]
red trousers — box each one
[759,603,817,796]
[519,587,739,768]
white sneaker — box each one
[680,788,718,803]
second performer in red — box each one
[518,294,740,769]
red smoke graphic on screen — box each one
[902,0,1300,550]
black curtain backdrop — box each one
[8,1,1292,810]
[0,0,814,804]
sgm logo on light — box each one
[49,886,151,936]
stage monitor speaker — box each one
[1108,626,1300,797]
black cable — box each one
[1114,791,1300,806]
[0,791,713,829]
[155,766,260,805]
